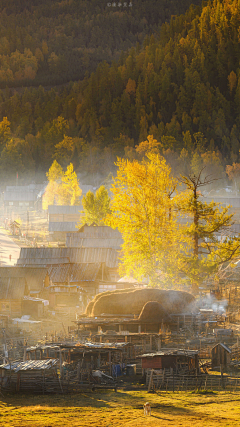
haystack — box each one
[85,288,134,316]
[88,288,195,317]
[138,301,169,323]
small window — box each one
[25,202,29,206]
[9,202,13,206]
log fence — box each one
[146,368,240,392]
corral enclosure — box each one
[86,288,195,317]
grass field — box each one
[0,390,240,427]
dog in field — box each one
[143,402,151,416]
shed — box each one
[46,262,109,309]
[0,359,59,393]
[26,342,134,378]
[211,343,231,369]
[139,349,199,373]
[0,267,49,296]
[0,277,29,316]
[9,221,21,235]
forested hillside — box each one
[1,0,240,187]
[0,0,201,87]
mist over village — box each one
[2,0,240,426]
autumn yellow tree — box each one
[42,160,63,210]
[43,161,81,209]
[109,152,180,286]
[57,163,82,205]
[80,185,111,226]
[53,135,75,166]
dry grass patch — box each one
[0,390,240,426]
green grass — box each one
[1,390,240,426]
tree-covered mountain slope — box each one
[0,0,201,87]
[1,0,240,184]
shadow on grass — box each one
[151,415,172,421]
[0,389,213,419]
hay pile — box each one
[85,288,134,316]
[138,301,169,323]
[86,288,195,317]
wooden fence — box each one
[146,369,240,392]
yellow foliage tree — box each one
[57,163,82,205]
[43,161,81,209]
[109,152,180,286]
[42,160,63,210]
[135,135,162,157]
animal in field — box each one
[143,402,151,416]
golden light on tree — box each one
[43,161,81,209]
[109,152,180,286]
[177,170,240,291]
[80,185,111,226]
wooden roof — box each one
[0,267,47,291]
[17,247,119,268]
[48,263,107,283]
[0,277,28,299]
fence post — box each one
[204,375,207,390]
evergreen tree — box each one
[177,171,240,291]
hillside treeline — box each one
[1,0,240,187]
[0,0,201,87]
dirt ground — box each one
[0,389,240,427]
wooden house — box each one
[66,224,123,250]
[0,267,49,298]
[45,262,110,311]
[48,205,82,241]
[211,343,231,369]
[4,184,43,212]
[0,277,29,316]
[17,247,119,281]
[139,349,199,374]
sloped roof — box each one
[48,205,81,214]
[0,359,58,372]
[66,225,123,249]
[0,277,28,299]
[48,263,103,283]
[212,343,231,353]
[0,267,47,291]
[49,222,78,232]
[66,237,123,249]
[4,184,43,201]
[139,349,198,358]
[77,225,121,238]
[17,257,71,266]
[17,247,119,268]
